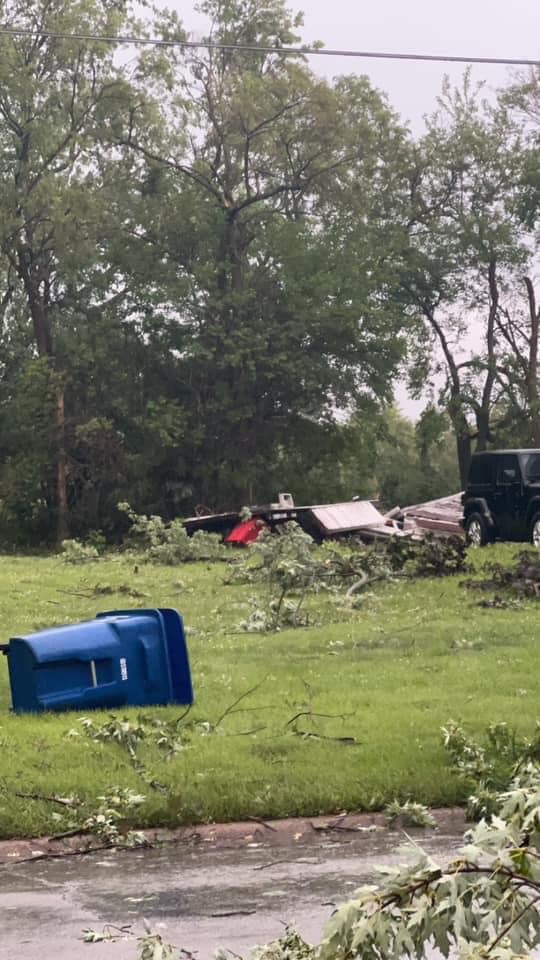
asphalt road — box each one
[0,820,465,960]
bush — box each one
[117,503,226,564]
[60,539,99,564]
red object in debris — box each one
[225,517,267,545]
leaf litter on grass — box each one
[0,546,537,836]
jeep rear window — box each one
[521,452,540,481]
[496,454,520,483]
[469,456,493,484]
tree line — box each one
[0,0,537,546]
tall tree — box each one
[493,276,540,446]
[0,0,134,540]
[401,76,539,483]
[117,0,412,509]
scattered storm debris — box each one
[463,550,540,599]
[398,492,464,537]
[182,492,465,544]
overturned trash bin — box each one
[1,608,193,714]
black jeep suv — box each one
[462,449,540,546]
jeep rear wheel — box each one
[530,512,540,548]
[465,512,490,547]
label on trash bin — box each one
[120,658,128,681]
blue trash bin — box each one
[4,608,193,714]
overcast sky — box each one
[151,1,539,417]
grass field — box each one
[0,545,537,839]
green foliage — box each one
[138,928,179,960]
[61,539,100,564]
[243,766,540,960]
[0,0,139,541]
[85,530,107,553]
[118,503,226,564]
[384,799,437,828]
[442,719,540,820]
[84,923,183,958]
[384,534,468,578]
[0,358,60,546]
[77,713,187,788]
[401,76,539,479]
[122,8,410,511]
[369,407,461,509]
[0,3,537,544]
[241,523,320,586]
[233,526,469,632]
[0,0,419,544]
[94,767,540,959]
[238,593,311,633]
[80,787,147,847]
[293,405,462,511]
[232,524,321,630]
[246,930,315,960]
[463,551,540,599]
[34,784,148,848]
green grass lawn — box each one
[0,545,537,839]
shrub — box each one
[117,503,226,564]
[60,539,99,564]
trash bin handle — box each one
[141,637,160,688]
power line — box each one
[0,24,538,67]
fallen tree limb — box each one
[13,791,80,808]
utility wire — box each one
[0,24,538,67]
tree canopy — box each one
[0,0,537,544]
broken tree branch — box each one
[214,678,268,729]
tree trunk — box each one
[524,277,540,446]
[475,260,499,451]
[17,248,69,542]
[202,212,250,508]
[475,408,491,452]
[448,389,472,485]
[56,390,69,543]
[454,419,472,487]
[424,305,472,485]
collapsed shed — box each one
[399,493,464,537]
[182,491,465,544]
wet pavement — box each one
[0,820,465,960]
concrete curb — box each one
[0,807,467,865]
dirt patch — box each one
[0,807,467,865]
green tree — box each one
[117,0,412,510]
[493,277,540,447]
[401,77,538,483]
[0,0,135,540]
[369,406,460,507]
